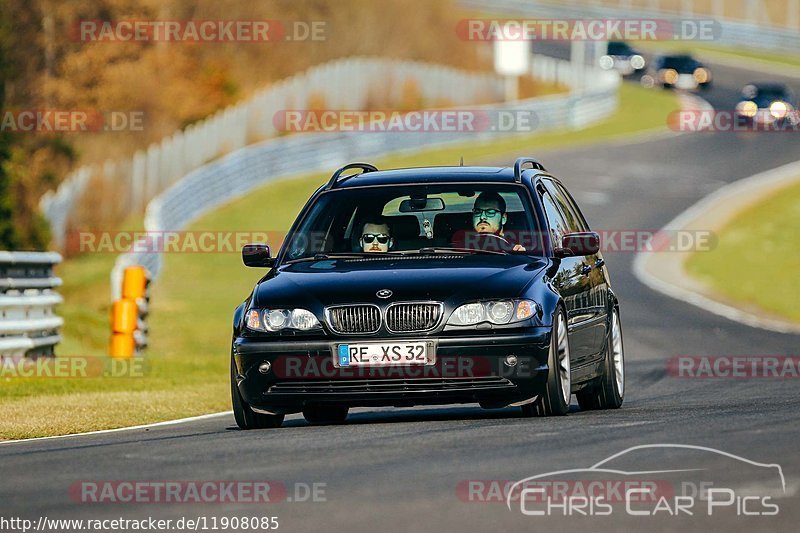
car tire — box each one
[576,307,625,411]
[302,405,349,425]
[231,353,284,429]
[523,308,571,417]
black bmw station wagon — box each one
[231,158,624,428]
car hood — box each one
[253,255,549,309]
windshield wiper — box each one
[284,253,374,264]
[414,246,509,256]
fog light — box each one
[505,354,518,367]
[258,361,272,374]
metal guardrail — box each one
[110,56,620,298]
[0,251,63,359]
[40,57,506,249]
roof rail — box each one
[513,157,546,183]
[325,163,378,190]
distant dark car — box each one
[735,82,797,125]
[231,158,625,428]
[642,53,711,90]
[598,41,646,75]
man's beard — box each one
[476,221,499,234]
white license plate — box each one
[334,341,435,367]
[676,75,697,89]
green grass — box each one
[382,84,677,168]
[702,46,800,70]
[0,250,230,438]
[0,84,678,439]
[637,41,800,70]
[685,178,800,323]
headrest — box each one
[504,211,528,232]
[433,212,473,241]
[386,215,420,240]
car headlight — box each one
[447,299,538,326]
[660,68,678,85]
[693,67,710,84]
[769,100,790,119]
[736,100,757,118]
[246,308,321,331]
[630,54,645,70]
[598,55,614,70]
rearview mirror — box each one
[555,232,600,257]
[242,243,274,267]
[399,197,445,212]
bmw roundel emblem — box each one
[376,289,393,299]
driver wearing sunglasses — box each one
[360,220,394,253]
[472,191,526,251]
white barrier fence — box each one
[110,56,620,297]
[571,0,800,31]
[464,0,800,53]
[0,252,63,360]
[40,57,505,250]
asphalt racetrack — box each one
[2,57,799,532]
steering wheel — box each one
[452,231,514,252]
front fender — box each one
[233,302,246,336]
[524,276,560,328]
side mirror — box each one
[242,243,274,267]
[555,232,600,257]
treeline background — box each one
[0,0,487,250]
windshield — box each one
[754,88,790,103]
[660,55,699,71]
[281,183,544,261]
[607,42,633,55]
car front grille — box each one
[325,302,443,334]
[326,305,381,334]
[386,303,442,332]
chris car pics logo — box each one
[505,444,785,518]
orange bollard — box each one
[122,266,148,300]
[111,298,138,333]
[110,332,135,358]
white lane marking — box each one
[588,421,656,428]
[0,411,233,445]
[633,159,800,334]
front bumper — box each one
[233,328,551,413]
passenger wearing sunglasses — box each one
[360,220,394,253]
[472,192,526,252]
